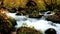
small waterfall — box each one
[40,11,52,20]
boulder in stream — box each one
[29,10,43,19]
[17,27,42,34]
[46,11,60,23]
[0,10,17,34]
[45,28,56,34]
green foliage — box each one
[32,10,39,16]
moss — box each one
[46,11,60,23]
[0,12,17,34]
[17,27,43,34]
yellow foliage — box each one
[33,0,46,10]
[57,0,60,5]
[19,0,28,8]
[3,0,28,8]
[3,0,60,10]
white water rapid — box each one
[7,11,60,34]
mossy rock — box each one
[0,12,17,34]
[17,27,42,34]
[29,10,43,19]
[46,11,60,23]
[29,14,43,19]
[16,10,27,16]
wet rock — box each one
[16,7,27,16]
[16,10,27,16]
[46,17,60,23]
[46,11,60,23]
[47,12,51,14]
[18,7,25,11]
[16,12,21,15]
[29,14,43,19]
[17,27,42,34]
[45,28,56,34]
[8,8,17,13]
[28,10,43,19]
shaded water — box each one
[7,11,60,34]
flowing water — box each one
[7,11,60,34]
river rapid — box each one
[7,11,60,34]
